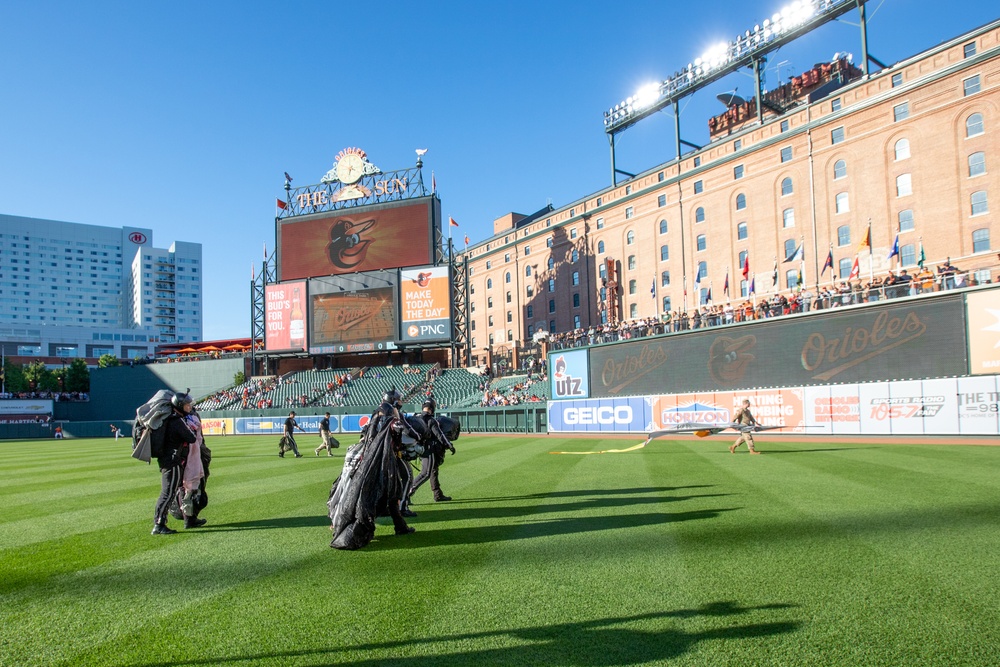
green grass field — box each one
[2,433,999,666]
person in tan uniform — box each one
[730,399,762,455]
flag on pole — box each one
[858,223,871,252]
[749,277,756,295]
[849,256,860,280]
[783,242,804,263]
[887,234,900,260]
[771,259,778,287]
[263,242,267,261]
[464,234,470,246]
[694,266,702,288]
[742,253,750,279]
[821,248,834,276]
[918,241,926,268]
[432,171,436,193]
[449,217,459,227]
[706,287,713,303]
[275,198,287,211]
[723,271,730,296]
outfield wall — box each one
[547,375,1000,436]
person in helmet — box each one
[151,392,198,535]
[409,396,456,503]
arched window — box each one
[836,192,850,214]
[695,207,705,223]
[659,219,668,234]
[598,263,607,280]
[834,159,847,179]
[737,222,748,240]
[966,113,984,137]
[972,191,989,215]
[738,250,747,269]
[487,278,493,289]
[525,265,532,277]
[572,271,579,286]
[736,193,747,210]
[973,228,990,252]
[628,279,637,295]
[626,231,636,245]
[660,245,669,261]
[507,311,512,323]
[571,249,579,263]
[597,240,605,254]
[487,297,493,309]
[506,291,511,303]
[839,258,853,279]
[784,238,797,258]
[548,278,556,292]
[969,151,986,177]
[898,210,914,232]
[696,261,708,281]
[696,235,706,252]
[783,208,795,228]
[894,138,910,161]
[837,225,851,246]
[896,173,912,197]
[628,255,636,270]
[505,271,511,284]
[547,258,555,270]
[900,244,916,267]
[781,178,793,196]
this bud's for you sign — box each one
[265,281,308,351]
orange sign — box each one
[400,266,451,342]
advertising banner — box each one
[234,414,328,435]
[547,396,649,433]
[805,384,862,435]
[588,296,966,398]
[965,290,1000,375]
[399,266,451,343]
[920,378,960,435]
[955,375,1000,434]
[0,399,53,415]
[200,418,233,437]
[277,198,436,281]
[264,281,308,352]
[549,349,591,400]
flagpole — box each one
[800,235,806,289]
[867,218,874,282]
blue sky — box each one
[2,0,996,340]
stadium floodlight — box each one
[603,0,866,134]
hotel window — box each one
[785,269,800,289]
[971,191,989,215]
[834,159,847,179]
[837,225,851,246]
[900,244,916,267]
[505,271,511,284]
[737,222,748,240]
[525,265,532,277]
[836,192,849,214]
[784,238,797,259]
[896,173,912,197]
[506,291,512,304]
[573,294,580,308]
[548,258,555,270]
[486,260,491,269]
[783,208,795,228]
[894,138,910,161]
[572,271,579,286]
[657,172,664,182]
[831,126,845,144]
[596,217,604,229]
[625,185,632,195]
[507,311,512,323]
[839,258,852,278]
[898,209,914,232]
[504,254,510,263]
[781,177,793,196]
[694,156,702,167]
[526,305,533,318]
[549,300,555,313]
[524,246,530,255]
[734,139,742,151]
[570,228,577,239]
[964,75,981,97]
[526,285,533,297]
[628,280,637,295]
[663,296,671,312]
[972,228,990,252]
[571,250,579,263]
[548,278,556,292]
[630,304,638,318]
[546,237,553,247]
[487,297,493,308]
[969,151,986,177]
[966,113,984,137]
[487,278,493,289]
[780,120,790,132]
[893,102,909,122]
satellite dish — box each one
[717,91,746,107]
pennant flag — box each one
[449,217,459,227]
[797,270,803,287]
[275,198,287,211]
[694,266,702,287]
[849,256,860,280]
[783,242,804,263]
[918,241,926,269]
[283,172,293,183]
[887,234,900,260]
[742,253,750,279]
[749,277,756,294]
[858,223,871,252]
[706,287,713,303]
[464,234,470,246]
[723,271,730,296]
[432,171,437,193]
[263,242,267,261]
[772,259,778,287]
[821,249,834,276]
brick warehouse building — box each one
[461,19,999,367]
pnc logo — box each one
[128,232,147,244]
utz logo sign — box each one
[550,349,589,400]
[661,401,731,426]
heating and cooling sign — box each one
[399,266,451,343]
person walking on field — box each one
[280,411,305,458]
[730,399,762,455]
[315,412,340,456]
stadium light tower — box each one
[604,0,878,185]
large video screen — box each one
[308,274,398,354]
[264,281,308,352]
[277,196,438,281]
[399,265,452,344]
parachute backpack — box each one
[132,389,181,463]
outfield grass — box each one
[2,433,999,666]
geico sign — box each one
[564,406,633,425]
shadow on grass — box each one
[203,515,331,531]
[758,447,879,455]
[128,601,800,666]
[453,485,714,504]
[374,507,742,550]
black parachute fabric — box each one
[327,419,408,550]
[437,415,461,442]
